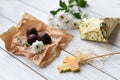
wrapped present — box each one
[79,18,119,42]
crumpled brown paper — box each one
[0,12,73,67]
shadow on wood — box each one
[109,23,120,47]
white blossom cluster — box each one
[48,11,87,29]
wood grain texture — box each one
[0,0,120,80]
[0,9,116,80]
[0,48,116,80]
[0,49,46,80]
[86,0,120,17]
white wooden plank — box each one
[0,48,116,80]
[0,0,47,24]
[104,0,120,5]
[0,16,15,34]
[0,49,46,80]
[86,0,120,17]
[22,0,120,17]
[109,24,120,48]
[0,1,117,80]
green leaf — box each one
[68,0,75,8]
[50,8,62,16]
[75,0,87,7]
[50,10,58,15]
[57,8,63,11]
[68,4,74,7]
[68,0,75,4]
[50,0,87,20]
[23,42,30,47]
[59,0,68,12]
[72,13,81,19]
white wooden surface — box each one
[0,0,120,80]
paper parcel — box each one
[0,13,73,67]
[79,18,119,42]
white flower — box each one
[56,11,66,21]
[48,11,81,29]
[31,40,44,54]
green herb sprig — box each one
[50,0,87,19]
[23,42,30,47]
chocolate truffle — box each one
[26,27,38,36]
[38,32,51,44]
[27,34,38,45]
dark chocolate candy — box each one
[38,32,51,44]
[26,27,38,36]
[27,34,38,45]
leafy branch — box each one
[50,0,87,19]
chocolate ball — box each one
[26,27,38,36]
[27,34,37,45]
[38,32,51,44]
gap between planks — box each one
[0,47,48,80]
[0,1,119,80]
[63,50,118,80]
